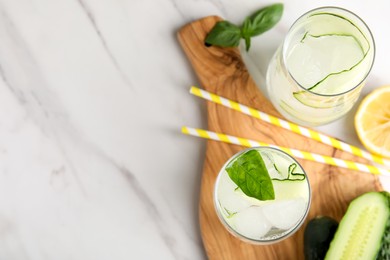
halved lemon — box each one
[355,86,390,158]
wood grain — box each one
[177,16,382,260]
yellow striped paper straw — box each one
[190,86,390,167]
[182,126,390,177]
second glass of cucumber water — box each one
[214,147,311,244]
[266,7,375,126]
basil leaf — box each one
[241,17,252,51]
[247,3,284,36]
[205,21,241,47]
[226,150,275,201]
[204,3,283,51]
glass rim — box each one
[282,6,376,97]
[213,146,312,245]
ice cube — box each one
[233,206,272,239]
[216,171,251,213]
[272,181,309,200]
[262,198,307,230]
[260,151,275,169]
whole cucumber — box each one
[304,216,338,260]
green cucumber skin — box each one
[325,192,390,260]
[376,192,390,260]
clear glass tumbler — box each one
[266,7,375,126]
[214,147,311,244]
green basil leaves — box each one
[205,3,284,51]
[226,150,275,201]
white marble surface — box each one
[0,0,389,259]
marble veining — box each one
[76,0,134,89]
[0,0,389,259]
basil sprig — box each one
[226,150,275,201]
[205,3,283,51]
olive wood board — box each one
[177,16,382,260]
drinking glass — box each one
[266,7,375,126]
[214,147,311,244]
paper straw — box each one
[190,86,390,167]
[182,126,390,177]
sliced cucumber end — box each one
[325,192,390,260]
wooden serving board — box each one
[178,16,382,260]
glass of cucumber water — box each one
[214,147,311,244]
[266,7,375,126]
